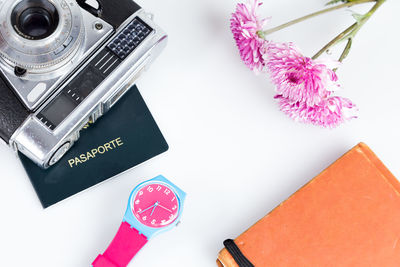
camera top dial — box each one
[0,0,84,72]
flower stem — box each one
[345,0,386,38]
[261,0,376,36]
[333,38,352,72]
[312,22,358,60]
[312,0,386,60]
[338,38,352,63]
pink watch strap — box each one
[92,222,148,267]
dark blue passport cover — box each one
[19,85,168,208]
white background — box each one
[0,0,399,266]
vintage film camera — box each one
[0,0,167,168]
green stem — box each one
[333,38,352,72]
[348,0,386,37]
[338,38,353,63]
[312,22,358,60]
[312,0,386,60]
[261,0,376,36]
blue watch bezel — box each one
[123,175,186,239]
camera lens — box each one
[0,0,85,71]
[19,8,53,38]
[11,0,59,40]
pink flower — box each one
[275,95,358,128]
[265,42,340,106]
[231,0,268,73]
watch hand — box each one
[150,201,160,216]
[158,204,172,213]
[139,204,155,214]
[150,205,157,216]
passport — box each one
[19,85,168,208]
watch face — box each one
[132,182,179,228]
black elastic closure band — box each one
[223,239,254,267]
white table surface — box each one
[0,0,399,266]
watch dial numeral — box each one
[133,183,180,228]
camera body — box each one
[0,0,167,168]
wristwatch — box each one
[92,175,186,267]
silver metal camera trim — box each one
[0,1,114,110]
[0,0,84,70]
[9,9,168,168]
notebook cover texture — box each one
[217,143,400,267]
[19,85,168,208]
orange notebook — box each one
[217,143,400,267]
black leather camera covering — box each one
[78,0,141,28]
[0,75,29,143]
